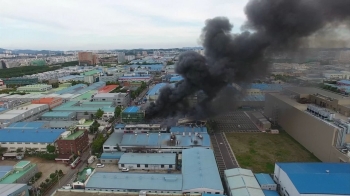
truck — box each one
[88,156,96,164]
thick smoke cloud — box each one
[146,0,350,120]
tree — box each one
[45,178,50,183]
[46,144,55,153]
[91,133,106,154]
[95,109,104,119]
[50,173,56,179]
[114,106,122,118]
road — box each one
[211,133,239,176]
[45,149,91,196]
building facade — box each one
[57,130,89,155]
[31,97,63,109]
[78,52,99,65]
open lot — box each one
[226,131,320,173]
[0,157,70,186]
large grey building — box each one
[92,93,130,107]
[0,184,29,196]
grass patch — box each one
[226,130,320,173]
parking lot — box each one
[214,111,259,132]
[0,156,70,186]
[211,133,239,176]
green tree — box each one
[46,144,56,153]
[95,109,104,119]
[114,106,122,118]
[91,133,106,154]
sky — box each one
[0,0,249,50]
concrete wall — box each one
[265,93,350,162]
[274,164,300,196]
[16,165,38,184]
[2,142,55,152]
[101,158,118,164]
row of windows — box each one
[120,164,173,168]
[1,142,49,145]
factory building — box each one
[93,93,130,107]
[54,84,87,95]
[0,184,29,196]
[2,78,38,85]
[248,112,271,131]
[254,174,277,191]
[102,132,123,153]
[0,94,44,103]
[224,168,265,196]
[121,106,144,123]
[17,84,52,92]
[114,124,166,133]
[31,97,63,109]
[274,162,350,196]
[41,111,76,121]
[118,132,211,153]
[100,152,124,164]
[85,148,222,194]
[264,87,350,162]
[0,104,49,128]
[98,85,118,93]
[118,153,176,170]
[0,161,38,184]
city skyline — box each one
[0,0,248,50]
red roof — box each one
[98,85,118,93]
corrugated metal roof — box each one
[262,190,280,196]
[7,122,46,129]
[41,111,74,117]
[182,148,223,192]
[170,126,207,133]
[119,153,176,165]
[254,174,275,185]
[123,106,140,113]
[0,166,13,179]
[0,129,64,143]
[100,152,124,159]
[85,172,182,191]
[104,132,124,146]
[0,184,28,195]
[277,162,350,195]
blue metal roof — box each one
[120,133,211,148]
[123,106,140,113]
[147,83,167,96]
[100,152,124,159]
[58,75,77,80]
[130,64,164,71]
[182,148,223,192]
[115,124,126,129]
[277,162,350,195]
[0,108,6,112]
[119,153,176,165]
[0,166,13,179]
[7,122,46,129]
[262,190,279,196]
[0,129,65,143]
[104,132,124,146]
[170,76,183,82]
[338,80,350,85]
[170,126,207,133]
[250,84,283,91]
[255,174,275,185]
[55,84,87,95]
[41,111,74,118]
[86,172,182,191]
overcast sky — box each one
[0,0,249,50]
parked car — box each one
[96,163,105,168]
[121,167,129,172]
[62,184,72,190]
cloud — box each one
[0,0,248,50]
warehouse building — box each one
[0,104,49,128]
[118,132,211,153]
[98,85,118,93]
[118,153,176,170]
[0,94,44,103]
[41,111,76,121]
[55,84,87,95]
[93,93,130,107]
[2,78,38,85]
[264,87,350,162]
[248,112,271,131]
[0,128,65,152]
[17,84,52,92]
[114,124,166,133]
[103,132,123,153]
[0,184,29,196]
[254,173,277,191]
[31,97,63,109]
[0,161,38,184]
[182,148,223,194]
[100,152,124,164]
[58,75,78,83]
[121,106,144,123]
[224,168,265,196]
[274,162,350,196]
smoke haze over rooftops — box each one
[146,0,350,120]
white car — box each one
[121,167,129,172]
[62,184,72,190]
[96,164,105,168]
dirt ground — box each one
[226,131,320,173]
[0,157,71,186]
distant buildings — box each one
[78,52,99,65]
[118,52,126,63]
[17,84,52,92]
[2,78,39,86]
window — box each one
[9,142,14,144]
[169,165,173,168]
[121,164,124,167]
[104,147,110,149]
[17,142,22,144]
[161,165,164,168]
[145,164,148,168]
[137,164,140,167]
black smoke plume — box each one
[146,0,350,120]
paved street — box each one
[211,133,239,176]
[45,149,91,196]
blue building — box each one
[118,153,176,170]
[121,106,144,123]
[100,152,124,164]
[254,173,277,190]
[274,162,350,196]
